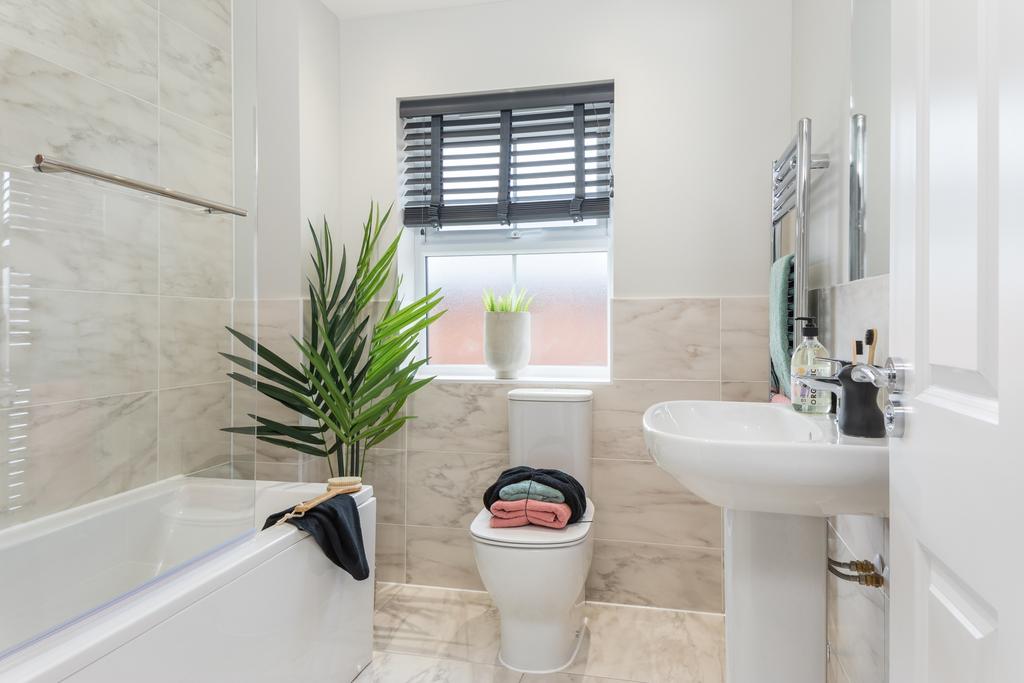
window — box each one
[399,82,613,377]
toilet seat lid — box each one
[470,499,595,548]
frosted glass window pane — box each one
[515,252,608,366]
[426,255,514,364]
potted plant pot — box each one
[484,311,531,379]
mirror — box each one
[849,0,891,279]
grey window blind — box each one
[400,81,613,230]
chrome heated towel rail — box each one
[33,154,247,217]
[770,118,829,391]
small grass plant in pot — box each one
[482,287,534,379]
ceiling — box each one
[321,0,505,20]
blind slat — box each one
[403,106,612,130]
[404,167,611,186]
[403,198,611,228]
[404,179,610,198]
[400,90,612,228]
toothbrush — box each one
[865,328,878,365]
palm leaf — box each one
[223,202,445,477]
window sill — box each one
[418,365,611,385]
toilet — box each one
[470,388,596,674]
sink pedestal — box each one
[725,509,825,683]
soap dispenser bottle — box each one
[790,316,831,414]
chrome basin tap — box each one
[793,360,887,439]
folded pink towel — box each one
[489,499,573,529]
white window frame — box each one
[410,221,611,381]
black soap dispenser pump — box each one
[835,365,887,438]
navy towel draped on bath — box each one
[263,494,370,581]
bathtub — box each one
[0,476,376,682]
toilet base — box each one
[497,609,587,674]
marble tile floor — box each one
[357,582,725,682]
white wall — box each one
[791,0,851,290]
[298,0,343,262]
[257,0,342,299]
[336,0,792,298]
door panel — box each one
[890,0,1024,680]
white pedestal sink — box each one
[642,401,888,683]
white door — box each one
[889,0,1024,680]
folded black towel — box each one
[482,466,587,524]
[263,494,370,581]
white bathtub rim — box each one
[0,482,375,682]
[0,475,271,551]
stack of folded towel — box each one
[481,466,587,529]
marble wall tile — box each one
[0,44,158,179]
[376,523,406,583]
[592,380,719,460]
[4,290,158,406]
[375,580,403,608]
[363,449,406,525]
[407,382,509,454]
[405,525,484,591]
[300,454,332,483]
[829,574,886,683]
[159,0,232,53]
[587,540,724,613]
[158,110,232,205]
[612,298,721,380]
[818,275,890,683]
[158,296,230,388]
[832,515,887,566]
[159,17,231,134]
[0,0,158,102]
[566,602,725,682]
[721,381,770,402]
[827,650,853,683]
[0,164,158,294]
[253,461,300,482]
[0,392,157,530]
[257,299,304,364]
[592,459,722,548]
[721,296,769,381]
[159,203,232,298]
[228,299,305,465]
[157,382,230,476]
[406,450,508,528]
[227,299,257,469]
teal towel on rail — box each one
[498,480,565,503]
[769,253,795,397]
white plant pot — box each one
[484,311,531,379]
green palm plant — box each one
[222,203,445,478]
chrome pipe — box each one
[33,154,247,217]
[773,136,797,173]
[773,186,796,214]
[774,155,796,183]
[771,195,796,224]
[811,154,831,170]
[773,173,796,201]
[793,118,812,344]
[848,114,866,279]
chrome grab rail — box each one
[33,154,247,217]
